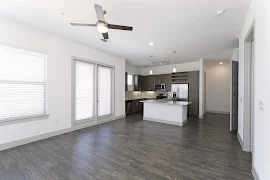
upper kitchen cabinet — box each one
[142,75,155,91]
[188,71,199,91]
[125,72,128,91]
[155,75,164,84]
[142,74,171,91]
[142,76,148,91]
[164,74,172,91]
[134,75,143,91]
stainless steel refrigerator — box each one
[171,84,189,101]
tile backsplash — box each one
[125,91,168,99]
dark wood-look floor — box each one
[0,113,253,180]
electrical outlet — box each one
[259,101,264,111]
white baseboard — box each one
[0,127,72,151]
[114,115,126,120]
[143,117,187,126]
[0,114,126,151]
[237,131,251,152]
[237,131,244,150]
[252,166,260,180]
[198,114,204,119]
[206,110,230,115]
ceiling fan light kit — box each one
[70,4,133,40]
[96,22,108,33]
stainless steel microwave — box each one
[154,84,166,91]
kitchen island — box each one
[140,100,192,126]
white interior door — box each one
[75,60,95,123]
[97,65,112,120]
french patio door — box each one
[74,59,113,124]
[97,65,113,120]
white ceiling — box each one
[0,0,251,67]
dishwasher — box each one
[125,100,133,115]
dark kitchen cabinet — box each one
[142,76,148,91]
[134,75,143,91]
[188,71,199,115]
[156,75,164,84]
[164,74,172,91]
[142,74,171,91]
[132,100,143,113]
[188,71,199,91]
[142,75,155,91]
[189,91,199,116]
[125,72,128,91]
[148,75,156,91]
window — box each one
[127,74,133,85]
[0,43,47,122]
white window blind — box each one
[0,43,47,122]
[75,61,94,121]
[98,65,112,117]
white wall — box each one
[205,61,230,113]
[141,61,200,75]
[199,59,206,118]
[125,63,142,75]
[253,0,270,179]
[231,48,239,61]
[0,17,125,145]
[239,0,270,179]
[238,0,255,145]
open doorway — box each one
[230,60,239,132]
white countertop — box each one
[140,99,192,106]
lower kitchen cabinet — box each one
[125,100,143,115]
[189,91,199,115]
[132,100,143,113]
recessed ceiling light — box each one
[150,55,154,57]
[216,10,225,16]
[149,42,155,46]
[150,70,153,75]
[219,62,223,65]
[173,51,177,53]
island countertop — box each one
[140,99,192,106]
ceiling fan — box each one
[70,4,133,40]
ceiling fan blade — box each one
[108,24,133,31]
[70,23,96,27]
[94,4,105,22]
[102,33,109,39]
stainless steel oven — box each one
[154,84,166,91]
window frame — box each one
[0,43,49,125]
[127,74,133,85]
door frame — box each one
[242,22,255,152]
[71,56,115,130]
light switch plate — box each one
[259,101,264,111]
